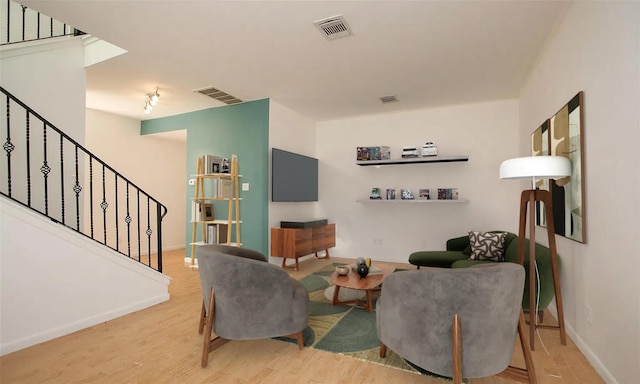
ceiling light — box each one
[150,88,160,104]
[143,87,160,113]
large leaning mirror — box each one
[531,92,586,243]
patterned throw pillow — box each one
[468,231,507,261]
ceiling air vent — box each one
[194,86,243,105]
[314,15,353,40]
[380,95,399,104]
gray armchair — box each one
[197,244,309,367]
[377,263,536,383]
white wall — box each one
[268,100,317,225]
[268,100,318,263]
[0,37,86,143]
[1,37,87,222]
[316,100,522,263]
[0,198,170,356]
[518,2,640,383]
[85,109,186,251]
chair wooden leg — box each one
[379,342,387,358]
[290,331,304,350]
[201,290,231,368]
[499,310,538,383]
[452,314,463,384]
[201,288,215,367]
[297,332,304,350]
[518,310,537,384]
[198,300,206,335]
[538,310,544,324]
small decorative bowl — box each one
[336,266,350,276]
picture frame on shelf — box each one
[386,188,396,200]
[419,189,431,200]
[202,154,222,174]
[401,189,414,200]
[437,188,459,200]
[202,203,214,221]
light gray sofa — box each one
[197,244,309,367]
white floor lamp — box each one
[500,156,570,350]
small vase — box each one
[357,264,369,278]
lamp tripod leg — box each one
[528,192,536,350]
[540,191,567,346]
[518,190,538,350]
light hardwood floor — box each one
[0,249,603,384]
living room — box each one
[1,1,638,383]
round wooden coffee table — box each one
[329,263,395,312]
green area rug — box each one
[276,264,460,382]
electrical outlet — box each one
[586,305,593,325]
[188,178,196,186]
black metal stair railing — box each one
[1,86,167,272]
[1,0,85,45]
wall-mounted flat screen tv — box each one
[272,148,318,202]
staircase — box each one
[1,86,168,272]
[0,1,171,356]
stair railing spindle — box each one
[59,134,65,225]
[42,122,49,215]
[114,173,119,251]
[25,110,31,206]
[4,95,12,197]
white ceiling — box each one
[20,0,570,122]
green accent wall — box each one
[141,99,270,258]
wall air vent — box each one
[314,15,353,40]
[194,86,243,105]
[380,95,399,104]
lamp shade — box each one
[500,156,571,179]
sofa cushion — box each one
[468,231,507,261]
[408,251,470,268]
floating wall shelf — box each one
[356,155,469,166]
[356,199,468,204]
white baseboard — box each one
[546,304,617,383]
[184,257,199,269]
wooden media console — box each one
[271,223,335,271]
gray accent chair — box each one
[197,244,309,367]
[376,263,536,383]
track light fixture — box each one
[143,87,160,113]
